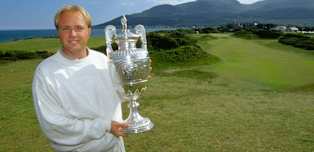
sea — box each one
[0,27,178,43]
[0,29,106,42]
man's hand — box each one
[110,121,128,137]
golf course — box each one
[0,33,313,152]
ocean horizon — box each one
[0,29,109,43]
[0,27,178,43]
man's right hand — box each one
[110,121,128,137]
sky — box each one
[0,0,263,30]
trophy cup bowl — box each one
[105,16,154,133]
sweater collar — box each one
[57,48,92,64]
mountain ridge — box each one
[94,0,314,28]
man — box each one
[32,5,128,152]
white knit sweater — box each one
[32,49,125,152]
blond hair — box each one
[54,5,92,29]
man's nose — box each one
[69,29,77,36]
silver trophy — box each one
[105,16,154,133]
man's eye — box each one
[61,27,71,32]
[59,26,85,32]
[75,26,85,31]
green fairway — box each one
[0,34,313,152]
[197,33,314,91]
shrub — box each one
[169,31,196,46]
[0,50,52,60]
[16,51,38,59]
[91,45,107,54]
[35,50,53,58]
[147,32,179,50]
[147,31,198,51]
[136,38,143,48]
[278,34,314,50]
[152,44,208,63]
[199,27,219,33]
[0,51,32,60]
[253,29,282,39]
[164,29,195,35]
[233,30,258,39]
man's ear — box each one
[88,27,92,35]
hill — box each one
[94,0,314,28]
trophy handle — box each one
[105,25,117,55]
[135,25,147,50]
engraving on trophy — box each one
[105,15,154,133]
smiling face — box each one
[57,11,91,58]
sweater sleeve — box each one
[32,69,111,146]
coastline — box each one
[0,27,178,43]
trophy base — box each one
[124,117,154,134]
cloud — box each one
[152,0,196,5]
[238,0,263,4]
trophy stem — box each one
[124,99,154,134]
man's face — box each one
[57,11,91,54]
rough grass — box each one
[0,59,53,151]
[0,35,314,152]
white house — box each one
[287,27,299,32]
[271,26,287,32]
